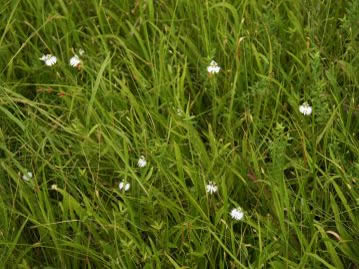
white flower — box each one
[39,54,57,66]
[299,102,312,116]
[119,181,130,191]
[206,181,218,194]
[79,49,85,56]
[230,207,244,221]
[69,54,81,67]
[22,171,33,181]
[207,60,221,74]
[137,155,147,168]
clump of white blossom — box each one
[207,60,221,74]
[299,102,312,116]
[39,54,57,66]
[69,54,81,68]
[22,171,33,181]
[206,181,218,194]
[230,207,244,221]
[137,155,147,168]
[119,181,130,191]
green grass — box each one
[0,0,359,268]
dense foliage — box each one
[0,0,358,268]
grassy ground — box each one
[1,0,359,268]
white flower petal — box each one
[206,181,218,194]
[40,54,57,66]
[124,183,130,191]
[230,207,244,221]
[69,54,81,67]
[299,102,312,116]
[207,60,221,74]
[22,171,33,181]
[137,155,147,168]
[119,181,130,191]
